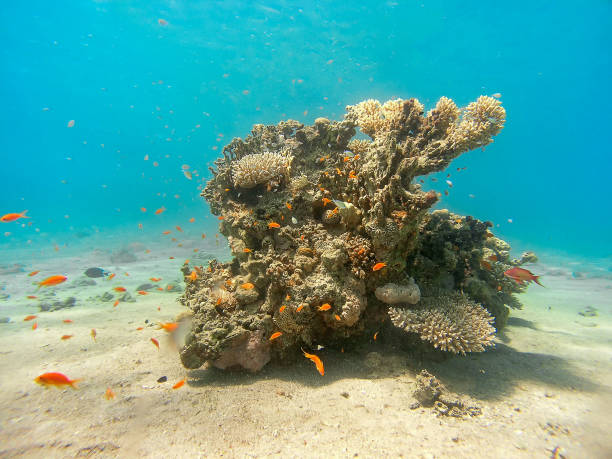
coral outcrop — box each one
[179,95,521,372]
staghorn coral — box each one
[180,95,515,372]
[389,293,496,354]
[231,150,293,189]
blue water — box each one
[1,1,610,260]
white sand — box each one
[0,243,611,458]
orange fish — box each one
[488,254,498,262]
[334,314,341,321]
[268,222,281,229]
[61,334,74,340]
[104,387,115,400]
[1,210,29,222]
[189,217,195,223]
[372,262,386,271]
[136,327,144,331]
[243,248,252,253]
[279,305,286,313]
[348,171,357,179]
[28,270,40,277]
[187,271,198,282]
[24,315,37,321]
[151,337,160,350]
[108,273,116,280]
[296,304,305,312]
[322,198,331,206]
[162,230,171,235]
[331,207,338,215]
[218,216,225,220]
[158,18,168,26]
[157,322,179,332]
[140,207,147,213]
[38,275,67,288]
[504,267,544,286]
[34,372,80,389]
[269,332,283,341]
[318,303,331,311]
[113,300,119,307]
[26,295,37,299]
[373,331,379,341]
[302,349,324,376]
[172,379,186,389]
[286,202,292,210]
[91,329,97,342]
[32,322,38,330]
[167,284,174,290]
[176,226,183,232]
[155,207,166,215]
[137,290,148,295]
[150,277,162,282]
[183,170,193,180]
[63,319,73,323]
[241,282,255,289]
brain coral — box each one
[388,293,496,354]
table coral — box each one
[180,95,520,372]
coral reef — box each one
[180,95,517,372]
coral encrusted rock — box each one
[179,95,511,372]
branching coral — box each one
[389,293,496,354]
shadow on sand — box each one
[185,337,600,402]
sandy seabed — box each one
[0,239,611,459]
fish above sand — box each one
[84,267,109,278]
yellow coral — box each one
[389,293,496,354]
[427,96,460,123]
[231,151,293,189]
[448,96,506,150]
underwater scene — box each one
[1,1,611,457]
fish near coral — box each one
[302,349,324,376]
[61,334,74,340]
[240,282,255,290]
[38,275,67,288]
[151,337,160,350]
[318,303,332,311]
[504,267,544,286]
[24,315,37,321]
[372,262,386,271]
[172,379,186,389]
[268,222,281,229]
[269,332,282,341]
[104,387,115,400]
[34,372,80,389]
[157,322,179,332]
[1,210,29,222]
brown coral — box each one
[389,293,496,354]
